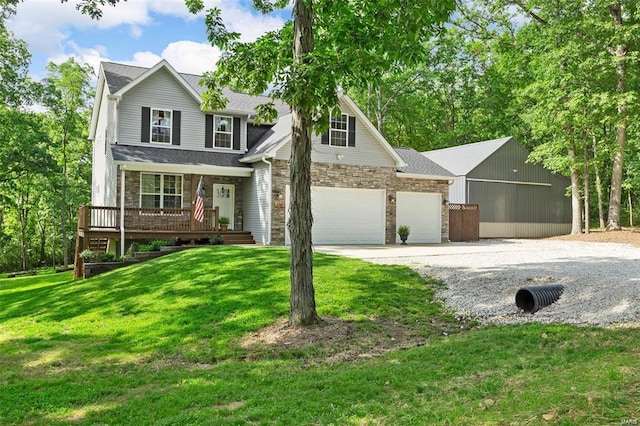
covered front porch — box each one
[73,205,255,278]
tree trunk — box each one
[18,188,30,271]
[39,223,46,265]
[583,144,590,234]
[593,135,606,229]
[62,129,69,268]
[568,147,582,235]
[375,86,384,134]
[606,2,627,231]
[628,191,633,227]
[288,0,320,327]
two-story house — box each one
[84,59,453,260]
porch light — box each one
[388,194,395,204]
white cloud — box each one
[7,0,286,80]
[160,41,220,74]
[124,51,163,68]
[130,25,143,39]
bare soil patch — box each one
[240,317,469,364]
[546,227,640,247]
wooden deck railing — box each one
[78,205,220,232]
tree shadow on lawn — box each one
[0,246,468,372]
[0,247,304,364]
[3,324,638,425]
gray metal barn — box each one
[423,137,572,238]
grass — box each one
[0,246,638,425]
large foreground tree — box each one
[200,0,455,326]
[70,0,455,326]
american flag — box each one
[194,176,205,223]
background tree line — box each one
[1,2,93,272]
[350,0,639,234]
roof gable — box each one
[422,137,513,176]
[101,61,289,117]
[242,94,406,167]
[110,60,202,104]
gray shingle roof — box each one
[101,61,290,117]
[243,113,292,161]
[111,144,251,169]
[422,137,513,176]
[394,147,454,178]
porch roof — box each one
[111,144,253,176]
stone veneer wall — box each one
[269,160,450,245]
[116,168,245,230]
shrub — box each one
[149,240,168,250]
[209,235,223,245]
[79,249,96,261]
[398,225,410,237]
[219,216,230,225]
[97,252,117,262]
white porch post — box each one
[120,166,126,257]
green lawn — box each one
[0,246,638,425]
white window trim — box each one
[151,108,172,144]
[214,115,234,149]
[329,113,348,148]
[139,173,184,211]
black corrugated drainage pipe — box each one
[515,285,565,314]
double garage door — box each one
[286,187,441,245]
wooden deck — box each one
[74,205,254,278]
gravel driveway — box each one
[316,239,640,327]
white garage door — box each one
[396,192,442,243]
[286,186,386,245]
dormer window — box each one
[151,109,172,144]
[214,115,233,149]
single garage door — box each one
[396,192,442,243]
[286,186,386,245]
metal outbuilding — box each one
[423,137,572,238]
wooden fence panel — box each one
[449,204,480,242]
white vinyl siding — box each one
[92,83,117,206]
[448,176,466,204]
[117,67,247,152]
[274,99,395,167]
[105,147,117,207]
[243,162,271,244]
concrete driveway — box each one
[314,240,520,259]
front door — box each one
[213,184,235,230]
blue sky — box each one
[7,0,289,80]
